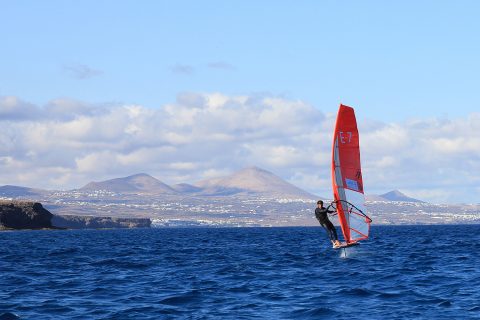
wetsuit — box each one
[315,207,338,242]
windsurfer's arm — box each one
[325,204,337,215]
[327,208,337,215]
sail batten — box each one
[331,104,371,243]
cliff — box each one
[0,200,151,230]
[51,215,152,229]
[0,201,53,230]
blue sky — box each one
[1,1,480,203]
[2,1,479,121]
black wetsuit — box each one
[315,207,338,241]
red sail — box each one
[331,104,370,243]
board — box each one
[333,241,359,249]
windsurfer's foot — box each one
[334,240,341,246]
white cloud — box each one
[75,151,119,173]
[0,93,479,203]
[168,162,197,170]
[0,96,40,120]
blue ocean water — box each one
[1,225,479,320]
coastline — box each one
[0,200,151,231]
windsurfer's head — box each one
[317,200,323,207]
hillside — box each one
[366,190,424,203]
[195,166,318,199]
[80,173,177,194]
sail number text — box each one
[339,131,352,144]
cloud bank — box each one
[0,94,478,203]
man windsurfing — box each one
[315,200,341,248]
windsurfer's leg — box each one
[325,220,340,246]
[332,229,340,246]
[328,228,335,241]
[324,220,335,240]
[320,222,333,242]
[331,225,338,241]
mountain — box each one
[367,190,424,203]
[0,185,49,198]
[171,183,203,193]
[79,173,177,194]
[0,167,319,199]
[365,194,388,202]
[380,190,424,202]
[195,166,318,199]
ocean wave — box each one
[0,225,479,319]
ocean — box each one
[1,225,479,319]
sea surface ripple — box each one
[1,225,479,319]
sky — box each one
[1,1,479,203]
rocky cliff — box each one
[0,200,151,230]
[51,215,152,229]
[0,201,53,230]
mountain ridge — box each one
[0,185,50,198]
[1,167,423,203]
[366,189,424,203]
[194,166,318,199]
[79,173,177,194]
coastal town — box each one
[2,168,479,229]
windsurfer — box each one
[315,200,341,248]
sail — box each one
[331,104,371,243]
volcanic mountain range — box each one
[0,166,423,202]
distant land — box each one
[0,166,479,226]
[80,173,178,195]
[366,190,424,203]
[0,167,319,200]
[79,166,318,199]
[0,166,424,202]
